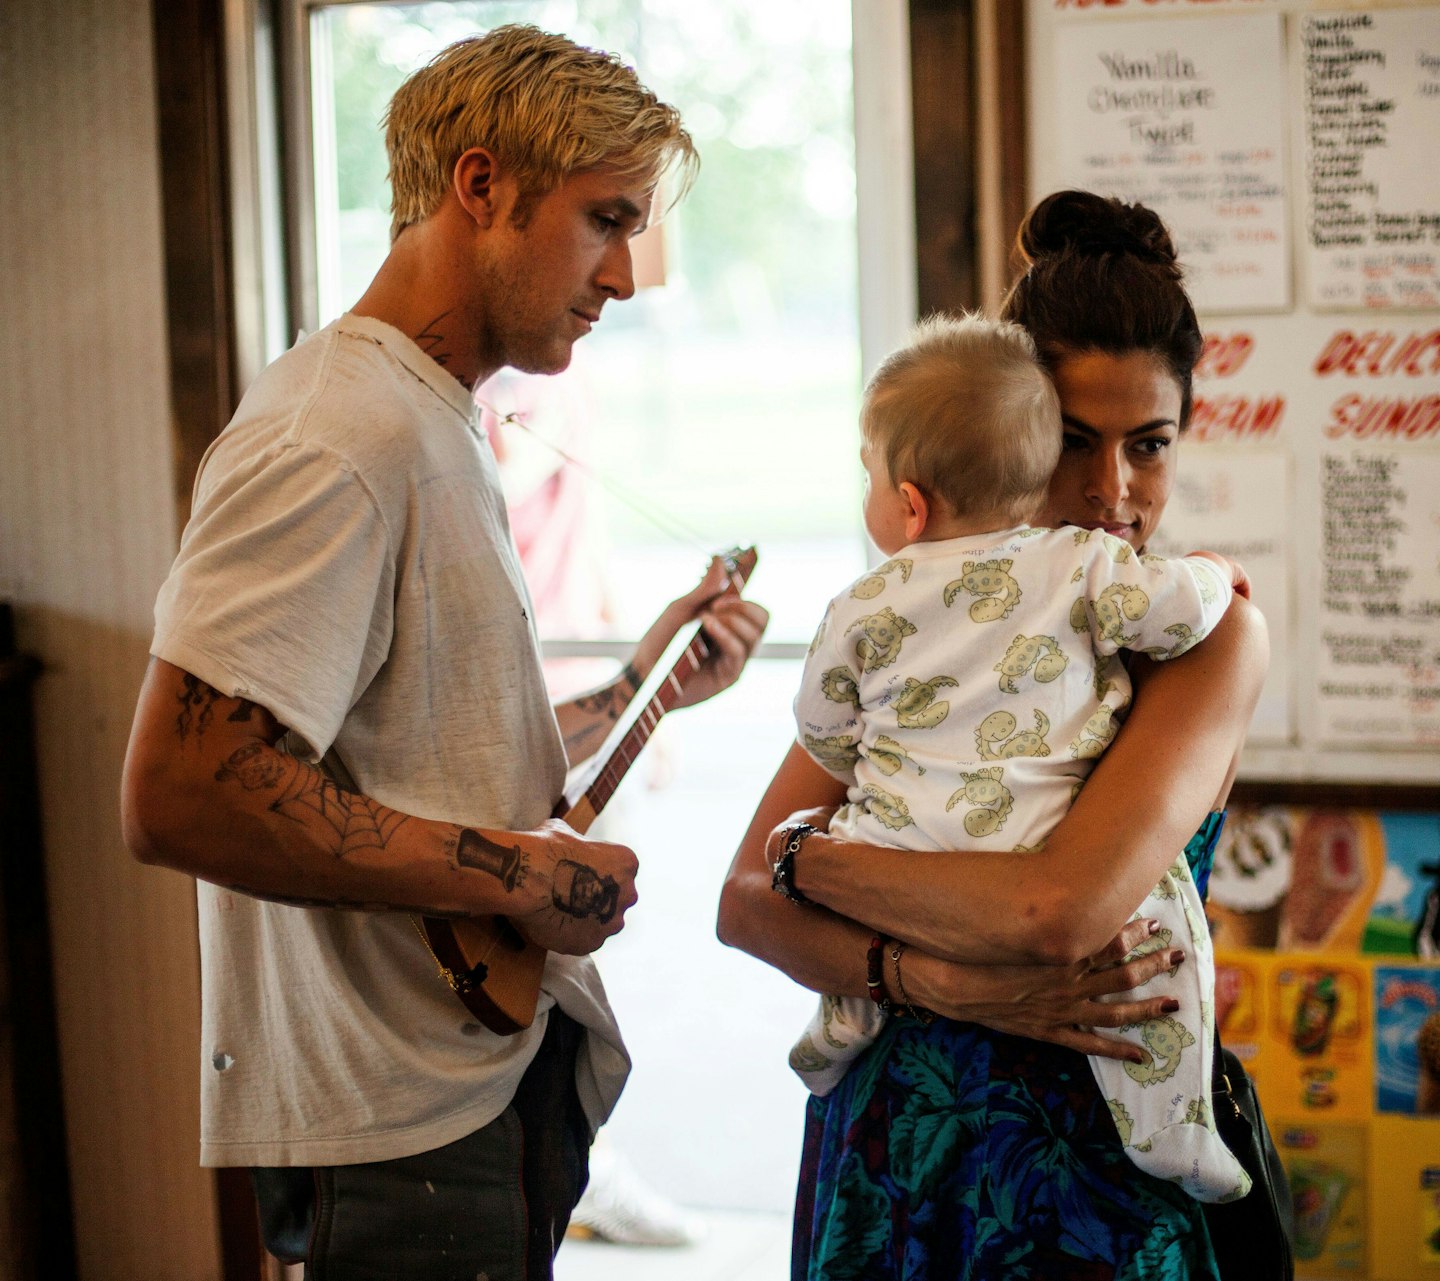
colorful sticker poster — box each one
[1210,811,1293,952]
[1215,951,1267,1069]
[1374,965,1440,1117]
[1315,450,1440,750]
[1367,1117,1440,1279]
[1147,445,1293,743]
[1270,958,1373,1118]
[1277,1120,1370,1277]
[1364,813,1440,957]
[1300,8,1440,310]
[1051,11,1290,312]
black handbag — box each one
[1203,1038,1295,1280]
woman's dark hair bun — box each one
[1016,189,1179,273]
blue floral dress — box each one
[791,813,1226,1281]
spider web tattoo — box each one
[268,761,409,858]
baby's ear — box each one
[897,482,930,542]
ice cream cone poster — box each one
[1279,811,1386,954]
[1374,965,1440,1117]
[1209,806,1293,950]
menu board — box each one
[1051,12,1290,312]
[1316,450,1440,748]
[1030,0,1440,783]
[1301,8,1440,310]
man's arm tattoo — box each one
[454,829,528,890]
[551,859,619,923]
[215,745,409,858]
[562,663,642,752]
[175,674,258,742]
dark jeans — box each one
[251,1009,591,1281]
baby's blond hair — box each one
[861,313,1061,527]
[383,24,698,239]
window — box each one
[243,0,915,1218]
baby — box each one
[789,313,1250,1204]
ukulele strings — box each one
[476,399,718,559]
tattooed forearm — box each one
[214,744,410,858]
[176,674,218,741]
[226,882,471,918]
[560,663,643,753]
[551,858,619,923]
[175,675,259,742]
[454,829,528,890]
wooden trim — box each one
[908,0,979,317]
[153,0,238,528]
[993,0,1028,273]
[152,4,260,1277]
[1229,781,1440,813]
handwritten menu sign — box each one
[1302,8,1440,310]
[1316,449,1440,748]
[1052,13,1290,313]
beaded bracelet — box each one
[866,934,893,1012]
[890,940,933,1024]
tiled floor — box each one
[556,1210,791,1281]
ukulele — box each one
[417,547,758,1034]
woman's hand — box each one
[901,917,1187,1063]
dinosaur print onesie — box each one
[790,523,1250,1204]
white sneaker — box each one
[567,1145,707,1247]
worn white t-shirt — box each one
[152,314,629,1168]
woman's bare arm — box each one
[720,597,1267,975]
[716,746,1189,1062]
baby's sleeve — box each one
[1107,551,1234,661]
[793,600,865,784]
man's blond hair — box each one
[862,313,1061,527]
[383,24,698,239]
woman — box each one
[717,190,1270,1280]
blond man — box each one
[121,26,766,1278]
[787,314,1252,1202]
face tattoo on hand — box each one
[551,859,620,923]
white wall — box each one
[0,2,221,1276]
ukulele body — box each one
[417,551,754,1035]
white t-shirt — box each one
[152,314,629,1167]
[794,525,1233,849]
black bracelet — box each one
[771,822,817,905]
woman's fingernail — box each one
[1131,1049,1151,1065]
[1169,949,1186,965]
[1147,920,1161,936]
[1161,998,1181,1013]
